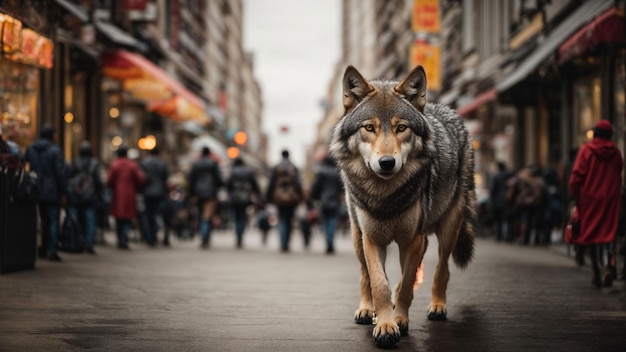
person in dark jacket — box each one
[67,141,103,254]
[188,146,223,248]
[107,146,146,249]
[569,120,623,288]
[140,147,169,247]
[310,156,343,254]
[227,157,260,248]
[488,161,513,241]
[24,125,67,261]
[265,149,303,252]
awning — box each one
[95,21,146,51]
[558,7,624,64]
[497,0,613,93]
[54,0,89,22]
[457,89,497,116]
[102,50,211,126]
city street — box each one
[0,228,625,352]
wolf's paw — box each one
[427,304,447,321]
[372,321,401,348]
[354,308,374,325]
[395,316,409,336]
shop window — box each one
[0,60,39,153]
[572,75,601,148]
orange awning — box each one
[102,50,210,125]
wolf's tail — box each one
[452,168,476,269]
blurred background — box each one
[0,0,624,200]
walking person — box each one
[488,161,513,241]
[66,141,103,254]
[266,149,303,252]
[188,146,223,248]
[226,157,260,248]
[139,147,169,247]
[569,120,623,288]
[24,125,67,261]
[107,146,146,249]
[310,155,343,254]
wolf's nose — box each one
[379,156,395,171]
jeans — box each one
[38,203,60,255]
[143,198,162,245]
[69,206,96,249]
[198,199,217,244]
[115,218,132,248]
[322,212,337,250]
[278,207,295,250]
[233,205,247,246]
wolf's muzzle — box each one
[379,156,396,171]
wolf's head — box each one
[330,66,431,181]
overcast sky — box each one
[242,0,341,167]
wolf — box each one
[329,65,476,348]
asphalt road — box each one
[0,228,625,352]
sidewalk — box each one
[1,228,625,351]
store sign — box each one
[124,0,157,21]
[0,13,22,54]
[0,13,53,69]
[409,41,441,91]
[412,0,441,34]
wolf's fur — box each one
[329,65,476,348]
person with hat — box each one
[569,120,623,288]
[24,125,67,261]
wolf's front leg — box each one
[394,235,427,336]
[363,236,399,348]
[352,226,374,324]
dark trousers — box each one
[278,206,296,250]
[232,205,247,246]
[115,218,132,248]
[142,198,163,245]
[38,202,60,256]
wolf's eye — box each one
[397,125,407,132]
[363,124,374,132]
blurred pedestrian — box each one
[67,141,103,254]
[227,157,260,248]
[266,149,303,252]
[188,146,223,248]
[107,146,146,249]
[24,125,66,261]
[139,147,169,247]
[569,120,623,288]
[488,161,513,241]
[310,155,343,254]
[506,166,546,244]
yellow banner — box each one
[409,41,441,91]
[412,0,441,33]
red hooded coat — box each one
[107,157,146,219]
[569,138,623,245]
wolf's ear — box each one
[394,66,427,112]
[343,66,374,112]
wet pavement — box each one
[0,228,625,351]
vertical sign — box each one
[410,41,441,92]
[412,0,441,34]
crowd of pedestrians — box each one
[1,124,348,262]
[486,120,625,288]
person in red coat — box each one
[107,146,146,249]
[569,120,623,288]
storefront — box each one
[100,50,212,167]
[0,12,53,154]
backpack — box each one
[11,168,40,204]
[59,212,85,253]
[272,164,300,207]
[67,160,97,205]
